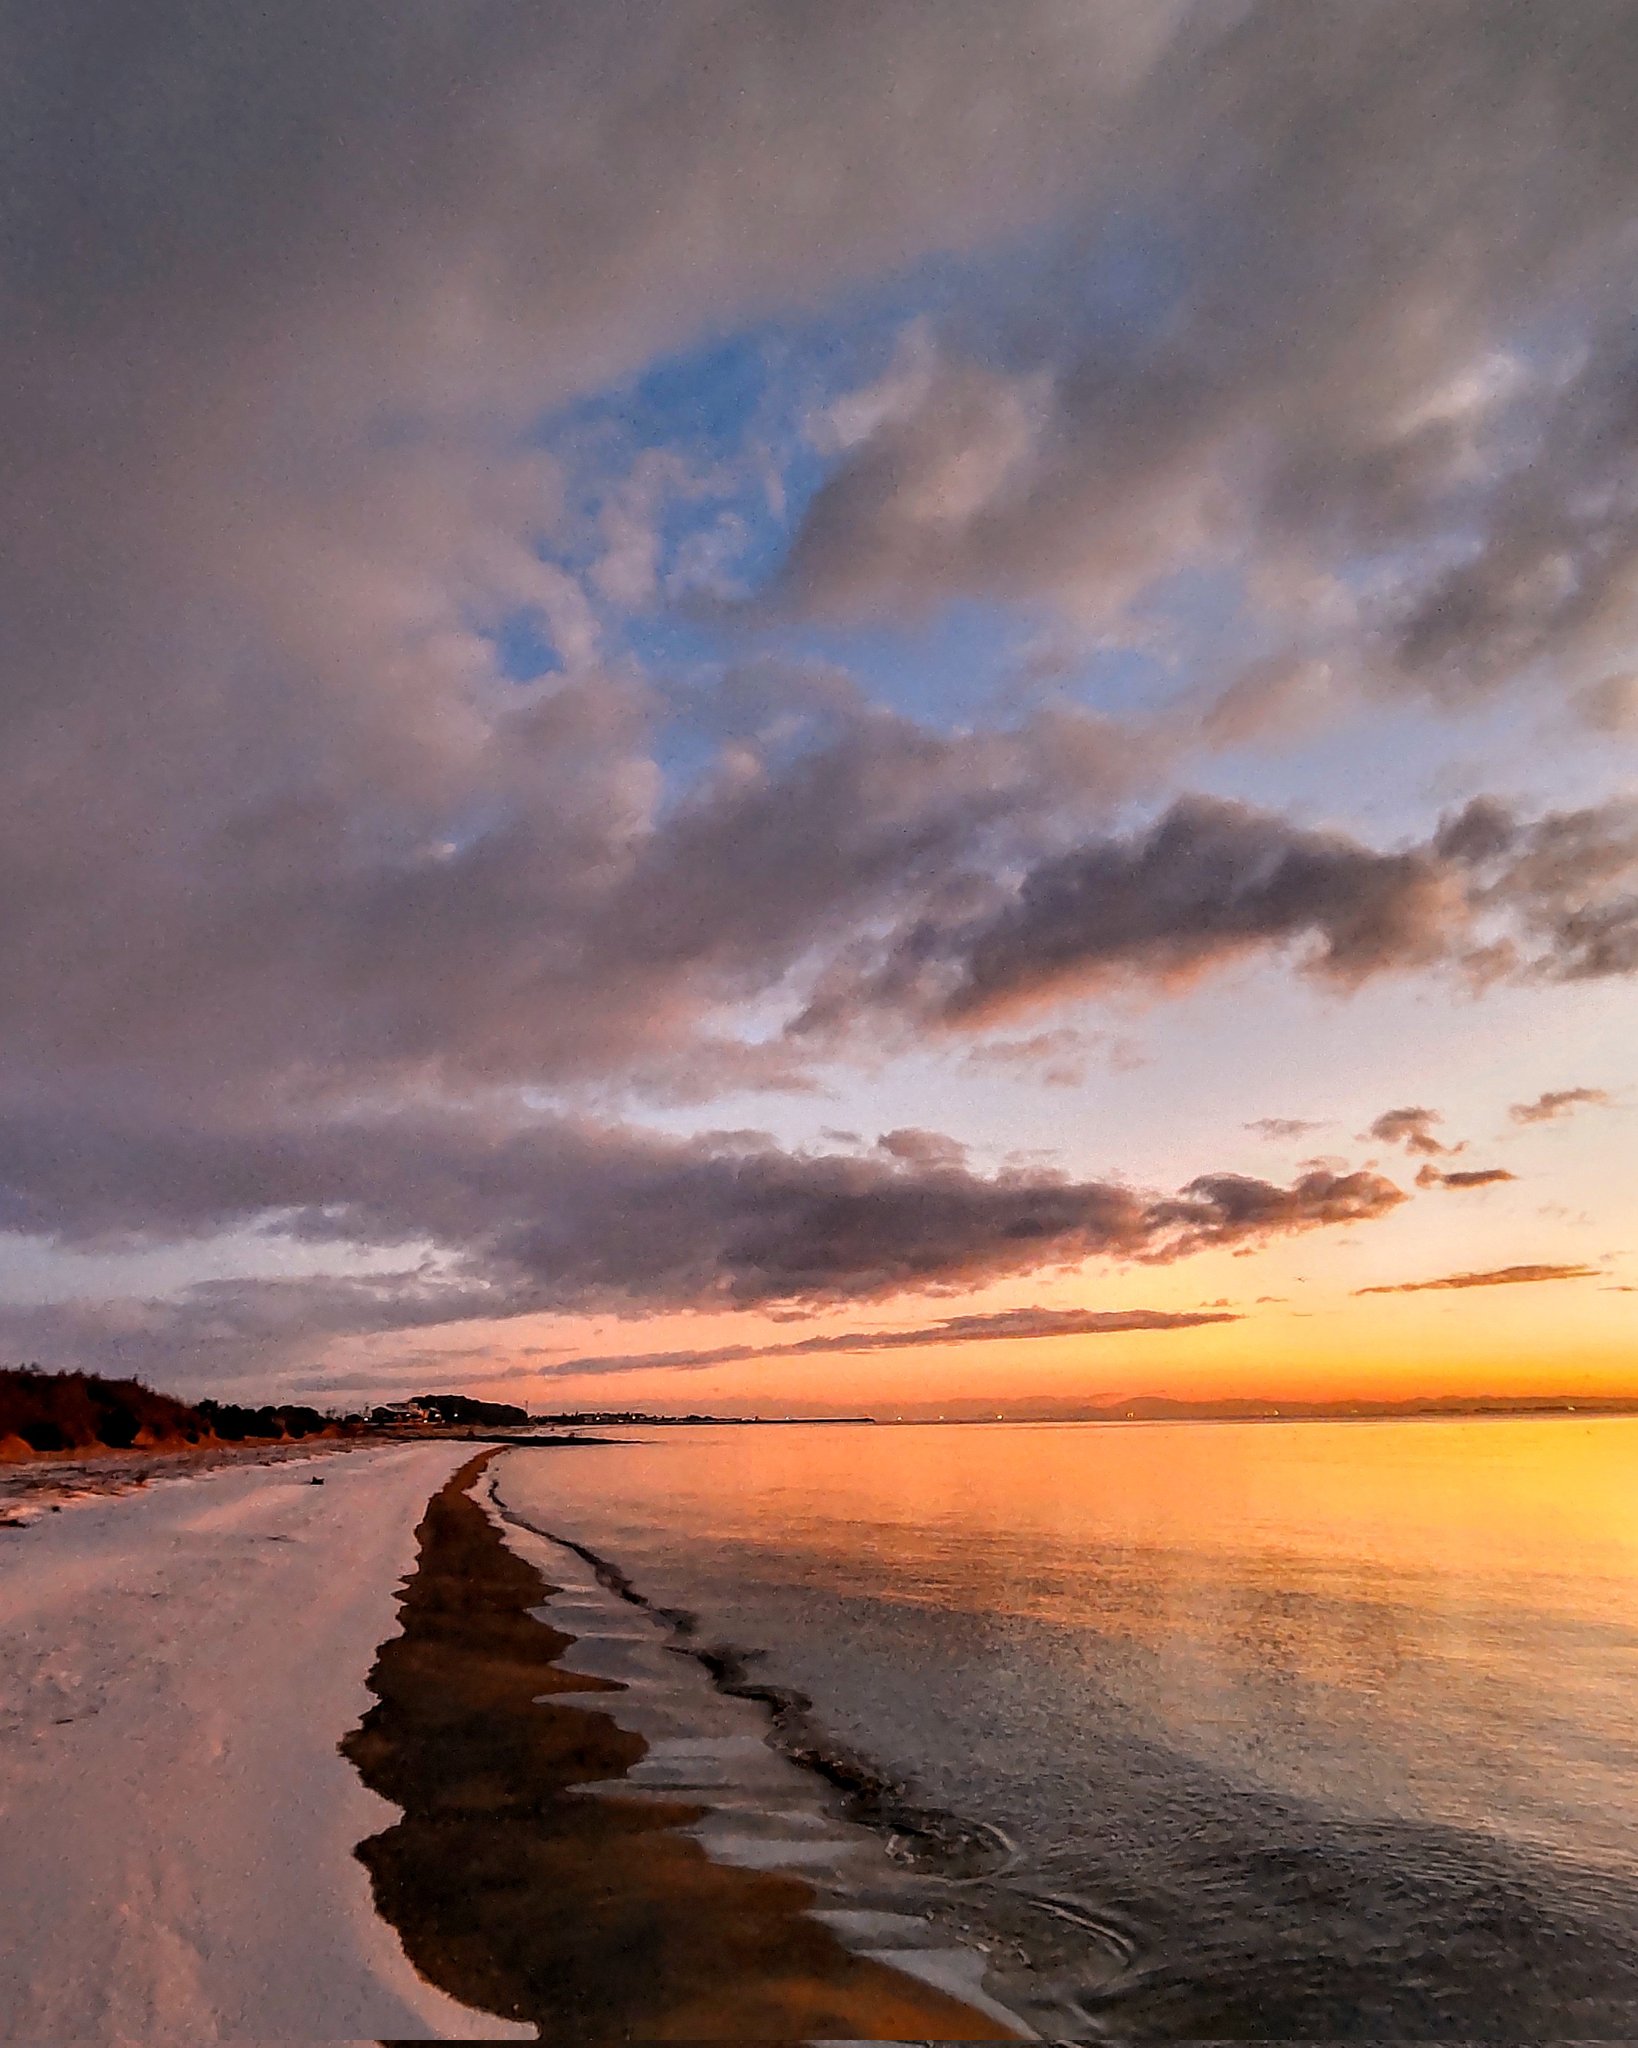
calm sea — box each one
[497,1418,1638,2038]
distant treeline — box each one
[0,1365,339,1458]
[195,1397,331,1442]
[393,1393,529,1427]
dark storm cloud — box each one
[0,1110,1406,1299]
[0,683,1162,1114]
[1509,1087,1613,1125]
[6,736,1621,1124]
[1138,1171,1405,1261]
[795,797,1460,1028]
[0,674,1166,1110]
[1356,1263,1599,1296]
[795,793,1638,1033]
[1438,797,1638,982]
[1386,335,1638,695]
[940,803,1461,1020]
[762,3,1638,702]
[0,1108,1401,1373]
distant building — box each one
[369,1399,435,1426]
[368,1393,530,1428]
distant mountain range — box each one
[877,1392,1638,1424]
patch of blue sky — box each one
[489,197,1577,846]
[533,312,853,536]
[738,604,1040,730]
[533,198,1189,466]
[489,610,561,683]
[629,596,1185,820]
[494,207,1195,669]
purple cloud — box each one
[1357,1263,1598,1296]
[1509,1087,1613,1126]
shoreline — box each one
[494,1495,1114,2035]
[0,1431,1036,2036]
[529,1520,1028,1884]
[346,1448,1030,2040]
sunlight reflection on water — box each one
[499,1418,1638,2036]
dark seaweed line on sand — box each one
[346,1449,1022,2043]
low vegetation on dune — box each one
[0,1365,336,1459]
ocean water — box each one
[496,1419,1638,2039]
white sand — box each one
[0,1441,531,2043]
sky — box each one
[2,1,1634,1414]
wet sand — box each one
[345,1450,1025,2041]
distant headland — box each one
[4,1363,1632,1462]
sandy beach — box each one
[0,1439,515,2041]
[0,1440,1026,2041]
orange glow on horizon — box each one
[360,1259,1637,1417]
